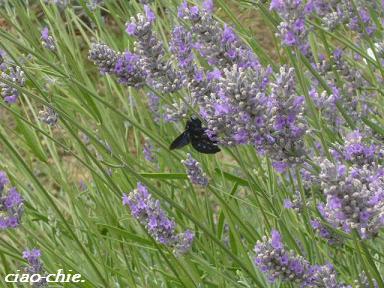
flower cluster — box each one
[270,0,312,55]
[182,153,208,187]
[0,50,6,71]
[143,140,157,163]
[310,218,343,246]
[88,43,145,88]
[284,191,307,213]
[41,27,56,51]
[45,0,69,8]
[354,272,378,288]
[22,249,47,287]
[307,48,377,133]
[88,2,308,171]
[0,65,25,104]
[308,0,377,35]
[88,43,118,75]
[254,230,349,287]
[146,92,160,121]
[122,182,194,255]
[126,5,184,93]
[87,0,103,10]
[314,131,384,239]
[0,171,24,229]
[39,106,59,126]
[179,0,259,70]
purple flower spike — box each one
[40,27,56,51]
[254,230,350,287]
[144,5,156,22]
[22,248,47,287]
[125,9,184,93]
[0,66,25,104]
[311,131,384,239]
[182,153,209,187]
[88,43,118,75]
[123,183,194,255]
[0,171,24,230]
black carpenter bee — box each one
[169,116,221,154]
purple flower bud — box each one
[41,27,56,51]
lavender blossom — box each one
[199,64,272,146]
[163,99,189,123]
[310,218,343,245]
[284,191,307,213]
[0,171,24,229]
[314,131,384,239]
[0,50,6,71]
[22,249,47,287]
[87,0,103,10]
[146,92,160,121]
[45,0,69,8]
[0,66,25,104]
[143,140,157,163]
[267,66,307,170]
[170,26,194,74]
[270,0,312,55]
[178,1,259,70]
[254,229,316,285]
[126,5,184,93]
[254,230,349,287]
[114,51,146,88]
[182,153,208,187]
[309,0,377,35]
[88,43,118,74]
[308,49,375,131]
[41,27,56,51]
[122,182,194,255]
[311,264,352,288]
[39,106,59,126]
[354,272,378,288]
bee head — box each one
[186,116,202,130]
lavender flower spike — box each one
[182,153,208,187]
[123,183,194,255]
[88,43,118,75]
[0,66,25,104]
[254,229,316,286]
[0,171,24,229]
[41,27,56,51]
[39,106,59,126]
[254,230,349,287]
[126,5,184,93]
[113,51,146,88]
[22,248,47,287]
[143,140,157,163]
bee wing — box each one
[169,131,190,150]
[191,133,220,154]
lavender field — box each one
[0,0,384,287]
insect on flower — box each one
[170,116,220,154]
